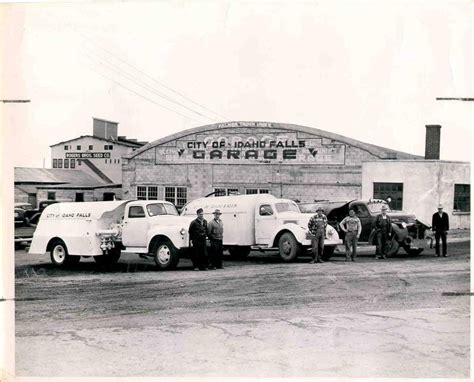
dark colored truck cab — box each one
[299,199,429,257]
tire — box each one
[228,246,251,260]
[49,239,80,267]
[278,232,301,262]
[94,247,121,265]
[322,245,335,261]
[153,240,180,270]
[403,245,424,256]
[386,238,400,257]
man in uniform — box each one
[308,207,327,263]
[432,204,449,257]
[188,208,209,271]
[207,209,224,269]
[373,204,392,259]
[340,208,362,261]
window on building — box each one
[58,159,63,168]
[64,145,69,150]
[214,188,226,196]
[70,159,75,168]
[148,186,158,200]
[104,145,114,150]
[246,189,269,195]
[89,145,93,150]
[53,159,58,168]
[137,185,163,200]
[77,145,81,150]
[75,193,84,202]
[137,186,147,200]
[117,159,120,164]
[64,159,69,168]
[165,186,187,208]
[47,192,56,200]
[454,184,470,212]
[373,182,403,210]
[77,159,81,166]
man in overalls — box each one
[308,207,327,263]
[373,204,392,259]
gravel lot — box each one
[14,240,470,378]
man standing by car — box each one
[373,204,392,259]
[432,204,449,257]
[308,207,327,264]
[207,209,224,269]
[340,208,362,261]
[188,208,209,271]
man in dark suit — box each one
[188,208,210,270]
[432,204,449,257]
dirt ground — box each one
[13,240,470,378]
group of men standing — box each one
[307,204,450,262]
[188,202,450,269]
[188,208,224,271]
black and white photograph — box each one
[1,0,472,380]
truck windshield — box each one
[147,203,179,216]
[367,202,391,214]
[275,202,301,213]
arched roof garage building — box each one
[122,121,421,208]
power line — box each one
[86,63,207,125]
[72,27,229,121]
[84,52,219,123]
[1,100,30,103]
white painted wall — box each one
[51,136,137,183]
[362,160,470,229]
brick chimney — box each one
[425,125,441,159]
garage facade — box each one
[122,121,420,208]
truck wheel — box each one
[387,238,400,257]
[49,240,80,267]
[322,246,335,261]
[153,240,179,270]
[94,248,121,265]
[403,245,424,256]
[278,232,301,262]
[228,246,251,260]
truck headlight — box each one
[180,228,186,236]
[401,222,407,229]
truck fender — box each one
[270,223,307,247]
[147,226,188,252]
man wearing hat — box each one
[188,208,210,270]
[207,209,224,269]
[308,206,327,263]
[373,204,392,259]
[432,204,449,257]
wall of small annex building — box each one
[361,161,471,229]
[51,136,133,184]
[122,122,418,205]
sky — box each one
[1,0,473,168]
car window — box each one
[147,203,166,216]
[259,204,274,216]
[275,202,300,213]
[129,206,146,218]
[352,204,370,218]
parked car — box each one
[23,200,62,226]
[14,203,34,226]
[298,199,429,258]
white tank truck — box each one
[181,194,342,261]
[28,200,194,269]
